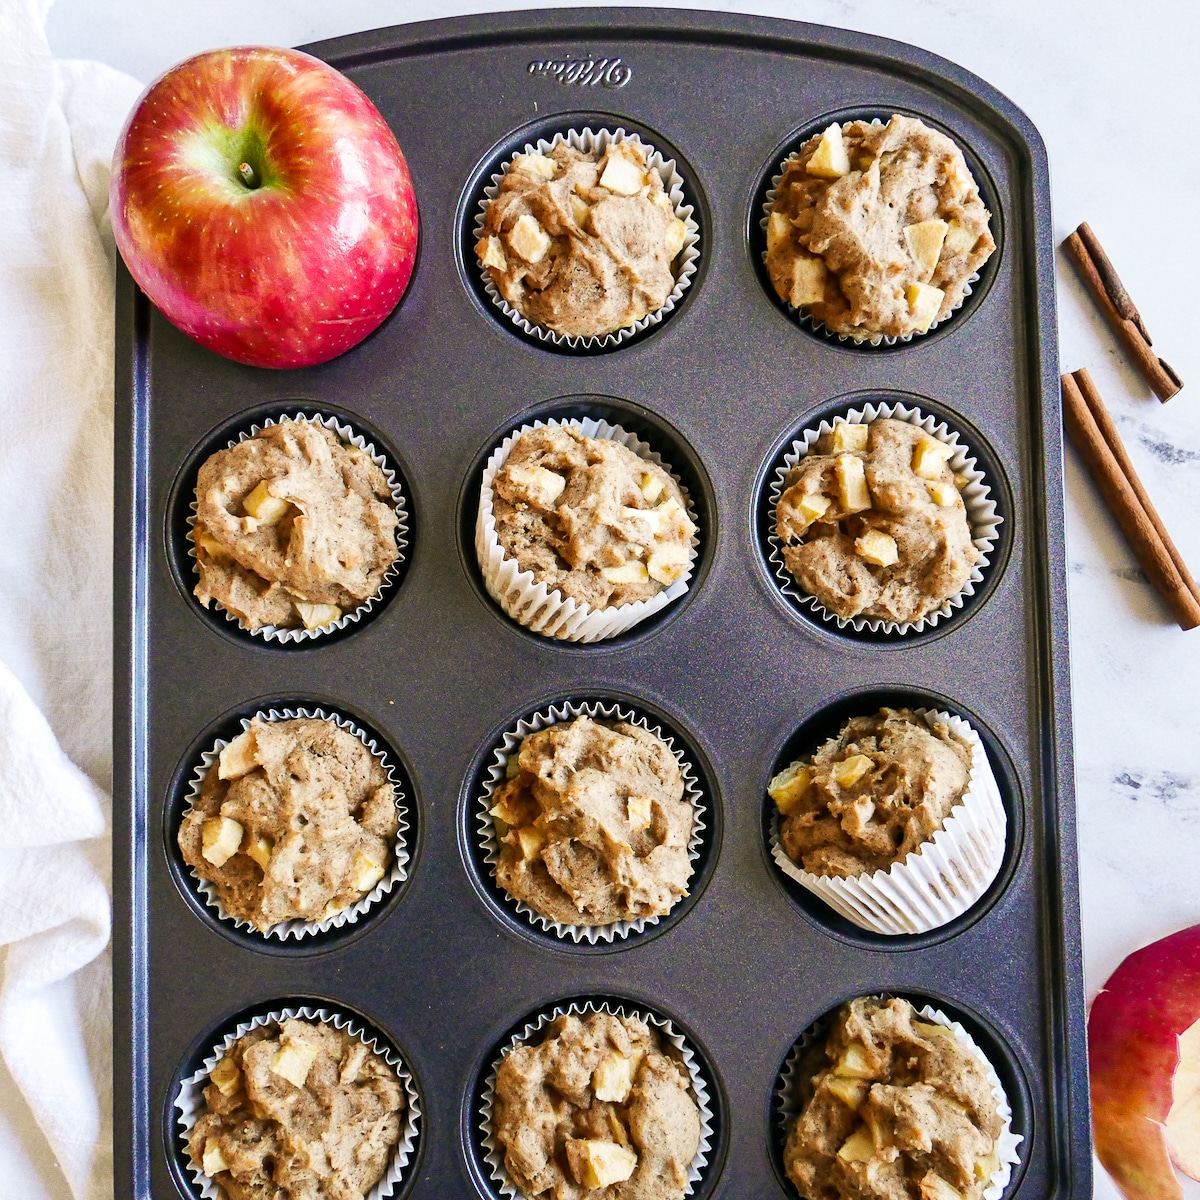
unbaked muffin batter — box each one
[770,708,972,878]
[490,715,694,927]
[476,140,688,338]
[492,425,696,610]
[784,997,1004,1200]
[193,418,398,631]
[493,1010,701,1200]
[774,418,979,625]
[188,1017,404,1200]
[179,716,399,929]
[765,115,995,339]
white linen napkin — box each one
[0,0,141,1197]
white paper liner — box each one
[174,1003,421,1200]
[760,117,988,346]
[769,709,1006,936]
[186,411,410,643]
[477,416,700,642]
[480,999,714,1199]
[766,401,1002,636]
[775,999,1023,1199]
[180,706,410,941]
[476,699,706,944]
[473,126,701,350]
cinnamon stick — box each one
[1076,221,1151,343]
[1061,371,1200,630]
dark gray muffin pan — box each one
[113,9,1089,1198]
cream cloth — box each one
[0,0,141,1196]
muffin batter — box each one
[493,1010,701,1200]
[770,708,972,878]
[784,997,1004,1200]
[193,418,398,631]
[188,1017,405,1200]
[765,115,995,339]
[492,425,696,610]
[476,140,688,338]
[774,418,979,625]
[490,715,694,927]
[179,716,399,929]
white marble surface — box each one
[44,1,1200,1196]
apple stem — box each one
[237,161,259,189]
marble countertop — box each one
[44,1,1200,1196]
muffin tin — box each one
[113,9,1089,1199]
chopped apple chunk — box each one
[626,794,653,831]
[664,218,686,259]
[640,472,665,504]
[202,1139,230,1176]
[832,755,874,788]
[830,422,869,453]
[767,210,794,254]
[294,602,341,630]
[244,834,273,872]
[218,728,258,780]
[825,1076,869,1109]
[480,235,507,270]
[599,147,647,196]
[505,464,566,508]
[507,214,552,263]
[647,544,690,586]
[807,123,851,179]
[912,436,955,480]
[942,218,979,258]
[905,282,945,330]
[242,480,290,525]
[835,455,872,514]
[926,479,959,507]
[904,219,949,276]
[794,492,832,529]
[566,1139,638,1188]
[513,152,557,180]
[768,762,813,815]
[974,1152,1000,1182]
[195,530,228,560]
[490,792,528,827]
[837,1126,876,1163]
[201,817,244,867]
[833,1040,876,1079]
[270,1039,320,1088]
[789,254,827,308]
[601,562,650,585]
[350,852,385,893]
[209,1056,241,1097]
[855,530,899,567]
[593,1052,634,1102]
[569,194,591,227]
[515,826,547,862]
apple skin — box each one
[110,46,418,369]
[1090,925,1200,1200]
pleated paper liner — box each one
[773,998,1023,1200]
[765,401,1002,636]
[768,708,1006,935]
[478,998,715,1200]
[174,1002,421,1200]
[759,116,989,347]
[476,698,706,944]
[180,705,410,941]
[473,126,701,350]
[476,416,700,642]
[185,410,409,643]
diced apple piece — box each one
[767,210,794,254]
[508,214,552,263]
[271,1039,320,1088]
[795,492,832,529]
[663,218,686,259]
[513,152,557,180]
[974,1152,1000,1182]
[640,472,665,504]
[831,422,869,453]
[516,826,547,862]
[350,852,385,893]
[479,235,507,270]
[209,1056,241,1097]
[904,219,949,276]
[599,147,647,196]
[202,1139,230,1176]
[836,455,872,514]
[806,123,851,179]
[505,754,521,780]
[854,530,899,567]
[601,562,650,585]
[244,835,273,872]
[566,1139,638,1188]
[905,282,945,330]
[593,1052,634,1102]
[218,728,258,780]
[833,1041,876,1079]
[912,436,955,480]
[926,479,959,508]
[242,480,290,525]
[919,1173,964,1200]
[911,1020,955,1042]
[626,794,653,831]
[294,602,342,630]
[832,755,874,788]
[942,218,979,258]
[195,530,229,560]
[789,254,827,308]
[768,762,813,815]
[825,1076,869,1109]
[647,544,690,586]
[490,791,529,827]
[569,194,590,227]
[504,463,566,508]
[201,817,244,868]
[837,1126,876,1163]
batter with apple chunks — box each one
[490,715,694,927]
[765,115,994,339]
[178,716,399,929]
[493,1010,701,1199]
[476,140,688,338]
[784,997,1005,1200]
[774,418,978,625]
[188,1016,404,1200]
[193,418,398,632]
[770,708,972,878]
[491,426,695,611]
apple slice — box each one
[1089,924,1200,1200]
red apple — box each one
[1090,925,1200,1200]
[110,46,418,369]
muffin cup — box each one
[186,411,410,643]
[181,706,410,941]
[760,118,984,346]
[476,699,706,943]
[769,709,1006,935]
[174,1002,421,1200]
[775,999,1022,1199]
[477,417,700,642]
[479,998,715,1199]
[473,126,701,350]
[767,401,1001,636]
